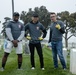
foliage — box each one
[57,11,76,48]
[20,6,50,28]
[1,17,11,37]
[57,11,76,35]
[1,6,76,48]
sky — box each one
[0,0,76,33]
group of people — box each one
[0,12,66,71]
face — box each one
[13,16,19,22]
[50,14,57,22]
[32,17,39,23]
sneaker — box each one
[0,67,4,71]
[17,68,23,70]
[41,68,45,70]
[31,67,35,70]
[63,68,66,70]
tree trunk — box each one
[65,31,68,48]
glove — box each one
[26,36,31,40]
[55,24,61,30]
[12,40,18,47]
[38,37,43,41]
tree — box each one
[20,8,34,25]
[20,6,50,28]
[57,11,76,48]
[1,17,11,37]
[37,6,50,28]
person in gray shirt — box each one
[25,13,47,70]
[0,12,25,71]
[49,12,66,70]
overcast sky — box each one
[0,0,76,32]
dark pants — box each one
[29,43,44,68]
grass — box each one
[0,46,75,75]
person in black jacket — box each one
[25,13,47,70]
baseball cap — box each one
[32,13,39,17]
[13,12,19,16]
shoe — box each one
[0,67,4,71]
[31,67,35,70]
[63,68,66,70]
[17,68,23,70]
[41,68,45,70]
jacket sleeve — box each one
[24,23,29,37]
[42,29,47,38]
[5,22,14,41]
[59,27,65,34]
[17,24,25,41]
[48,28,52,43]
[59,21,65,34]
[40,24,47,38]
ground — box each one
[0,46,75,75]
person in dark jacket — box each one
[25,13,47,70]
[0,12,25,71]
[49,12,66,70]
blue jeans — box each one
[51,41,66,68]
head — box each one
[31,13,39,23]
[50,12,57,22]
[13,12,19,22]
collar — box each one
[30,21,38,24]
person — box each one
[0,12,25,71]
[48,12,66,70]
[25,13,47,70]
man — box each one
[0,12,25,71]
[49,12,66,70]
[25,13,47,70]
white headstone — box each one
[0,44,1,50]
[63,48,67,63]
[70,48,76,74]
[57,48,67,62]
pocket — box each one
[4,40,12,49]
[7,43,11,48]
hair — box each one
[50,12,56,15]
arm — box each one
[40,24,47,38]
[42,29,47,38]
[17,31,25,41]
[25,23,29,37]
[59,27,65,34]
[17,24,25,41]
[59,21,65,34]
[5,22,14,41]
[48,28,52,43]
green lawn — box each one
[0,46,75,75]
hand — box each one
[38,37,43,41]
[55,24,61,30]
[12,40,18,47]
[26,36,31,40]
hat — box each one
[32,13,39,17]
[13,12,19,16]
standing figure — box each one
[49,12,66,70]
[0,12,25,71]
[25,13,47,70]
